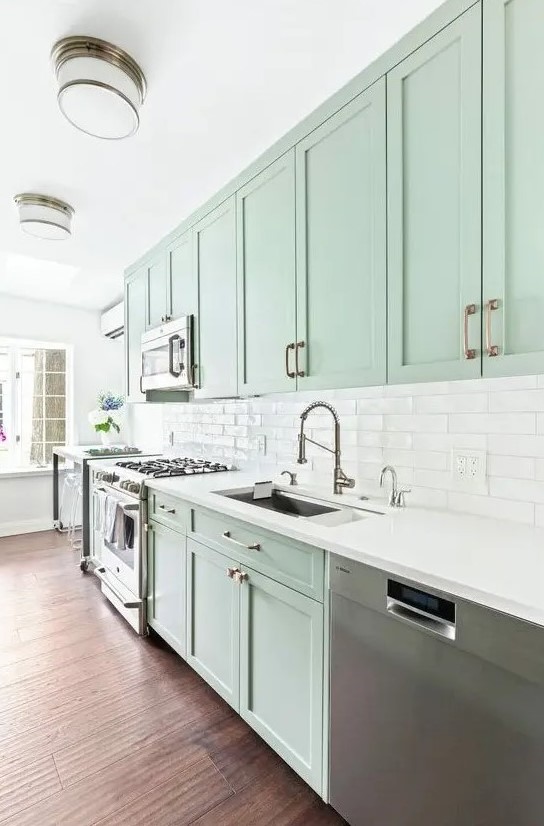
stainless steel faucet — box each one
[280,470,297,486]
[297,401,355,495]
[380,465,410,508]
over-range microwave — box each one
[141,315,195,391]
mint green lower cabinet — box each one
[483,0,544,377]
[295,78,387,391]
[147,520,186,658]
[186,538,240,710]
[195,197,238,398]
[124,267,147,402]
[239,566,324,794]
[387,5,482,384]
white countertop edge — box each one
[145,472,544,629]
[0,467,54,479]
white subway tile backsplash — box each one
[489,390,544,412]
[149,373,544,528]
[385,415,448,433]
[448,413,536,434]
[488,455,536,480]
[415,394,488,414]
[489,477,544,505]
[447,492,535,525]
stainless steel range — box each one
[89,455,231,634]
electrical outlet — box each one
[451,450,487,491]
[256,435,267,456]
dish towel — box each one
[103,495,118,543]
[93,490,107,534]
[113,504,126,551]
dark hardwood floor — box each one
[0,531,344,825]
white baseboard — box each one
[0,518,53,538]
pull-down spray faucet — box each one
[297,401,356,495]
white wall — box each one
[141,373,544,528]
[0,293,123,536]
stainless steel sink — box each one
[219,488,337,518]
[214,486,383,527]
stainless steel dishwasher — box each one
[329,553,544,826]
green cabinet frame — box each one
[237,151,297,395]
[387,4,482,384]
[186,538,240,710]
[296,78,387,391]
[124,266,147,403]
[194,197,238,398]
[483,0,544,376]
[147,519,187,658]
[239,565,324,794]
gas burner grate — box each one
[115,457,230,478]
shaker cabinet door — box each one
[186,539,240,710]
[147,520,186,658]
[237,151,297,395]
[387,5,482,384]
[124,267,147,402]
[239,566,324,794]
[195,197,238,398]
[296,78,387,391]
[167,229,197,322]
[483,0,544,376]
[146,252,168,330]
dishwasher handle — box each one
[386,597,456,641]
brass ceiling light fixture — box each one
[51,36,147,140]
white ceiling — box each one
[0,0,444,312]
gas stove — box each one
[92,455,233,499]
[116,457,230,478]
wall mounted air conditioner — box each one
[100,301,124,339]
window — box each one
[0,340,71,471]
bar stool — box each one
[68,478,83,550]
[58,472,79,533]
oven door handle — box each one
[168,334,183,378]
[94,566,142,609]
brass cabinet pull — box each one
[295,341,306,377]
[285,343,296,379]
[485,298,500,357]
[463,304,477,360]
[222,530,260,551]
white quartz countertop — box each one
[53,445,142,462]
[146,471,544,627]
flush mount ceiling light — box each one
[51,36,146,140]
[14,194,74,241]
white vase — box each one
[100,429,117,447]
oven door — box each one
[141,317,194,391]
[94,485,142,597]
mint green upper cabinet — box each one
[195,198,238,398]
[239,566,324,794]
[146,252,168,330]
[483,0,544,376]
[237,151,297,395]
[167,230,197,322]
[295,79,387,390]
[387,5,482,384]
[147,520,186,658]
[186,538,240,711]
[124,267,147,402]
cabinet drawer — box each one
[147,489,188,533]
[190,507,324,601]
